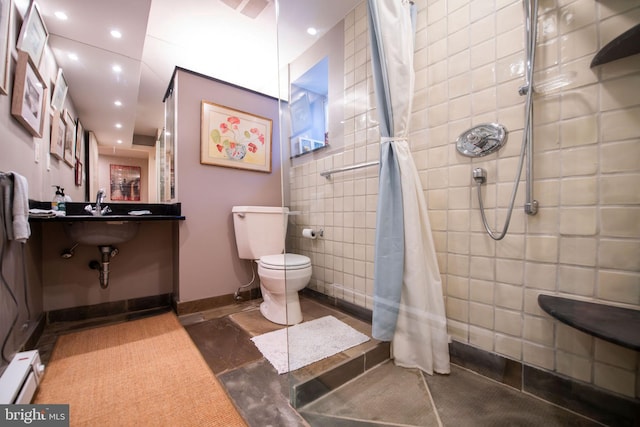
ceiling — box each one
[17,0,360,154]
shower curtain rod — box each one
[320,161,380,179]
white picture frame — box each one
[50,68,68,111]
[16,1,48,67]
[63,109,76,166]
[11,51,47,137]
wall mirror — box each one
[33,0,356,200]
[289,57,329,158]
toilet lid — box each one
[259,253,311,270]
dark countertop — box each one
[28,201,185,222]
[30,214,185,222]
[538,294,640,351]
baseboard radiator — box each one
[0,351,45,404]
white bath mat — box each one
[251,315,370,374]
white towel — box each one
[29,208,63,218]
[10,172,30,242]
[1,176,12,239]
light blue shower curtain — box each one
[369,0,450,375]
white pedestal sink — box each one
[63,220,139,246]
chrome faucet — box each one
[84,189,111,216]
[95,189,105,211]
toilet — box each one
[232,206,312,325]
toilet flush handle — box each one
[236,213,245,218]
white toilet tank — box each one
[232,206,289,260]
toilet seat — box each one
[259,253,311,270]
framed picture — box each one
[0,0,12,95]
[63,110,76,166]
[75,119,84,159]
[110,164,141,201]
[75,159,82,186]
[11,51,47,137]
[50,68,67,111]
[290,93,311,135]
[201,101,272,173]
[16,1,48,67]
[49,110,65,160]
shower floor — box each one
[34,296,604,426]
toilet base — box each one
[260,285,302,325]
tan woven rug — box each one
[34,312,247,427]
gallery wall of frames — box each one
[1,0,85,187]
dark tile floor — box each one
[34,297,606,427]
[182,297,604,427]
[181,296,384,426]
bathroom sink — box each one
[63,220,139,246]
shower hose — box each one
[476,0,539,241]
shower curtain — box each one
[369,0,450,375]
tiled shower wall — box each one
[287,0,640,398]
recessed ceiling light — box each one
[54,11,68,20]
[68,53,78,61]
[114,100,122,107]
[110,29,122,39]
[115,123,122,129]
[112,65,122,73]
[307,27,317,36]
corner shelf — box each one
[538,295,640,351]
[590,23,640,68]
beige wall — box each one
[0,53,85,202]
[0,7,85,362]
[41,221,174,311]
[174,69,283,303]
[288,0,640,398]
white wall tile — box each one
[558,265,595,296]
[291,0,640,396]
[495,308,522,336]
[523,342,555,370]
[495,333,522,359]
[557,351,592,383]
[594,363,636,398]
[597,270,640,305]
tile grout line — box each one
[420,370,444,427]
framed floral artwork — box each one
[63,109,75,166]
[49,110,65,160]
[11,51,47,137]
[110,164,141,201]
[16,1,48,67]
[200,101,272,173]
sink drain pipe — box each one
[89,245,119,289]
